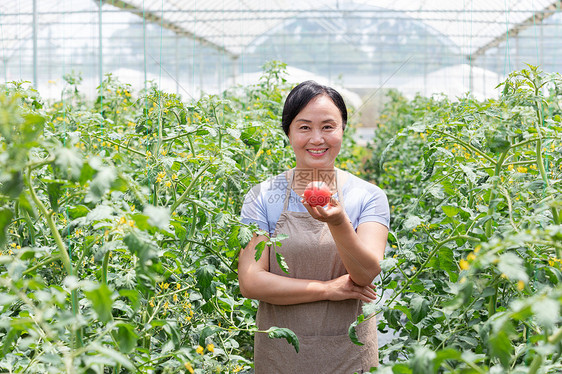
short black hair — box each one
[281,80,347,136]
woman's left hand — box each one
[301,196,348,226]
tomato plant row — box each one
[0,61,362,373]
[362,65,562,373]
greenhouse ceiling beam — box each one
[469,0,561,60]
[99,0,238,59]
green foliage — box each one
[363,66,562,372]
[0,61,364,373]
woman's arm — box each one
[328,220,388,286]
[302,197,388,286]
[238,233,378,305]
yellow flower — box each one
[176,283,181,290]
[474,245,481,254]
[149,299,155,307]
[517,280,525,291]
[507,164,514,171]
[173,294,178,303]
[196,345,204,355]
[467,253,476,262]
[10,243,16,248]
[233,365,243,373]
[516,166,528,173]
[206,343,215,353]
[459,259,469,270]
[172,173,178,180]
[157,171,166,179]
[184,362,194,373]
[165,181,172,188]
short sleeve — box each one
[358,186,390,229]
[240,184,270,233]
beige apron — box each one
[254,170,378,373]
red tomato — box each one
[303,181,332,207]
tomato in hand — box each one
[303,181,332,207]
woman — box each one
[238,80,390,373]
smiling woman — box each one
[238,80,390,373]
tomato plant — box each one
[361,65,562,373]
[0,61,364,373]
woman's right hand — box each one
[324,274,377,303]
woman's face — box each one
[287,94,344,170]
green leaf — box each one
[119,289,141,311]
[124,232,159,268]
[0,208,13,246]
[143,205,170,230]
[46,181,63,211]
[54,147,83,180]
[90,342,134,370]
[266,326,299,353]
[403,215,422,230]
[275,251,289,274]
[238,226,253,248]
[79,159,96,184]
[84,283,114,323]
[86,167,116,203]
[0,171,23,198]
[227,225,240,248]
[68,205,90,219]
[428,247,457,282]
[488,329,513,368]
[410,296,430,324]
[114,323,138,354]
[411,345,437,374]
[198,325,221,346]
[348,314,365,346]
[531,298,559,330]
[254,241,266,261]
[498,252,528,282]
[196,264,216,300]
[441,205,459,218]
[21,112,44,141]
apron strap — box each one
[335,168,345,210]
[282,170,293,212]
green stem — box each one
[92,135,145,157]
[169,162,213,214]
[375,235,480,317]
[487,284,498,317]
[182,203,198,263]
[528,354,543,374]
[26,170,73,276]
[26,167,83,348]
[156,95,164,156]
[430,129,496,164]
[548,327,562,345]
[22,254,61,276]
[101,250,110,285]
[485,148,510,237]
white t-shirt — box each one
[240,170,390,235]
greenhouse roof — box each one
[1,0,560,60]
